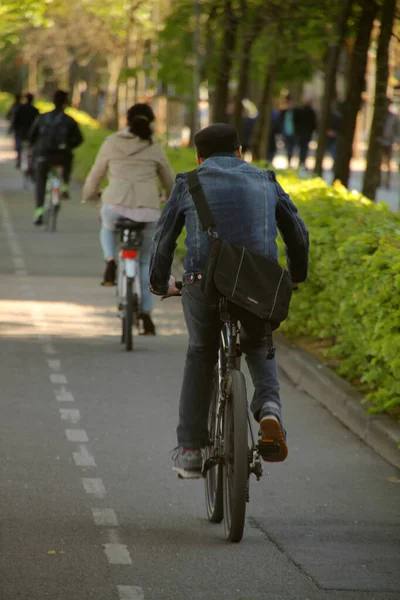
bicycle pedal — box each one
[257,440,281,458]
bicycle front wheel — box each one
[223,369,248,543]
[124,279,134,351]
[204,369,223,523]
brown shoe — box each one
[258,416,288,462]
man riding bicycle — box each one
[28,89,83,225]
[149,123,309,479]
[12,92,39,171]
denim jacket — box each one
[149,155,309,294]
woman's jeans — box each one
[100,204,155,313]
[177,281,282,449]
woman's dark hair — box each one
[127,103,155,142]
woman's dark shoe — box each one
[140,313,156,336]
[101,260,116,286]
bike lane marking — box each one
[117,586,145,600]
[59,408,81,424]
[1,190,140,590]
[65,429,89,443]
[82,478,107,499]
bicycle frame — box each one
[46,167,62,206]
[204,297,262,481]
[116,229,142,310]
[43,166,62,232]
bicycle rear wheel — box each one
[204,369,223,523]
[223,369,248,543]
[124,279,134,351]
[50,204,59,232]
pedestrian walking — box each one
[326,101,343,172]
[294,96,317,175]
[380,101,400,189]
[280,95,296,168]
[267,107,281,164]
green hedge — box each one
[279,175,400,416]
[1,93,399,415]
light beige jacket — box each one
[82,128,175,209]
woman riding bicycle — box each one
[82,103,175,335]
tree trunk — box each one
[201,5,217,82]
[334,0,378,187]
[101,54,125,130]
[251,61,276,162]
[212,0,238,123]
[314,0,353,176]
[190,0,201,145]
[232,16,265,132]
[362,0,396,200]
[28,57,38,95]
[232,36,254,132]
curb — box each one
[275,335,400,471]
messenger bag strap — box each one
[187,169,216,232]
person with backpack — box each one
[12,93,39,170]
[149,123,309,479]
[28,89,83,225]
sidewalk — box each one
[271,148,400,213]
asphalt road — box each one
[1,126,399,600]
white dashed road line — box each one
[92,508,119,527]
[82,478,107,498]
[65,429,89,443]
[1,191,145,597]
[54,386,75,402]
[73,445,96,467]
[59,409,81,424]
[117,586,145,600]
[50,373,68,384]
[47,359,61,371]
[103,530,132,565]
[43,343,57,354]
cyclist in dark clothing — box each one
[13,93,39,141]
[28,89,83,225]
[150,123,309,478]
[12,93,39,169]
[6,93,22,167]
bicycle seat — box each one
[115,218,145,232]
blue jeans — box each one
[284,135,296,166]
[177,281,282,449]
[100,204,156,313]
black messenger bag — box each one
[187,169,293,359]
